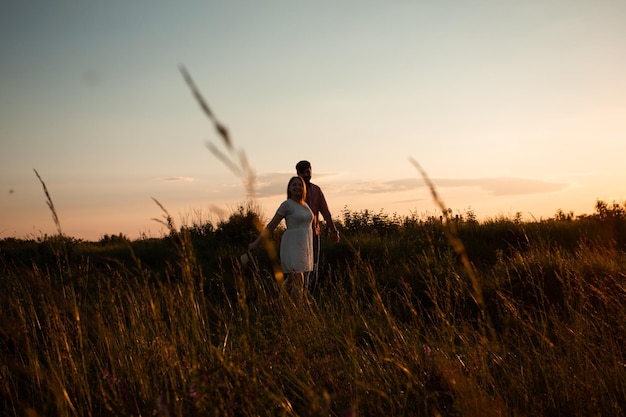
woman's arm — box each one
[249,212,284,251]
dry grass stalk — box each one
[33,169,63,236]
[409,158,494,338]
[180,65,282,281]
[179,65,256,199]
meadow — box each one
[1,199,625,416]
[2,70,625,416]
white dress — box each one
[276,199,314,273]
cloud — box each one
[250,171,343,198]
[356,177,568,196]
[217,172,568,203]
[471,178,567,196]
[356,178,425,194]
[160,177,196,183]
[391,197,426,204]
[254,172,294,197]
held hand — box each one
[249,235,262,251]
[331,230,340,244]
[249,228,268,252]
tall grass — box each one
[1,70,624,416]
[2,217,625,416]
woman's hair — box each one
[287,176,306,203]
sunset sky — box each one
[2,1,625,241]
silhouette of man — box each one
[296,160,340,294]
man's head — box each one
[296,160,312,184]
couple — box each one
[249,161,340,303]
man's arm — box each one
[317,188,340,244]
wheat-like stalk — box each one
[179,65,257,199]
[180,65,282,281]
[34,169,63,236]
[409,158,494,336]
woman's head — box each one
[287,176,306,203]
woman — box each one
[249,176,313,303]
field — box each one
[1,200,625,416]
[2,71,625,416]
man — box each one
[295,160,340,294]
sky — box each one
[2,1,625,241]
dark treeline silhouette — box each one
[3,199,626,287]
